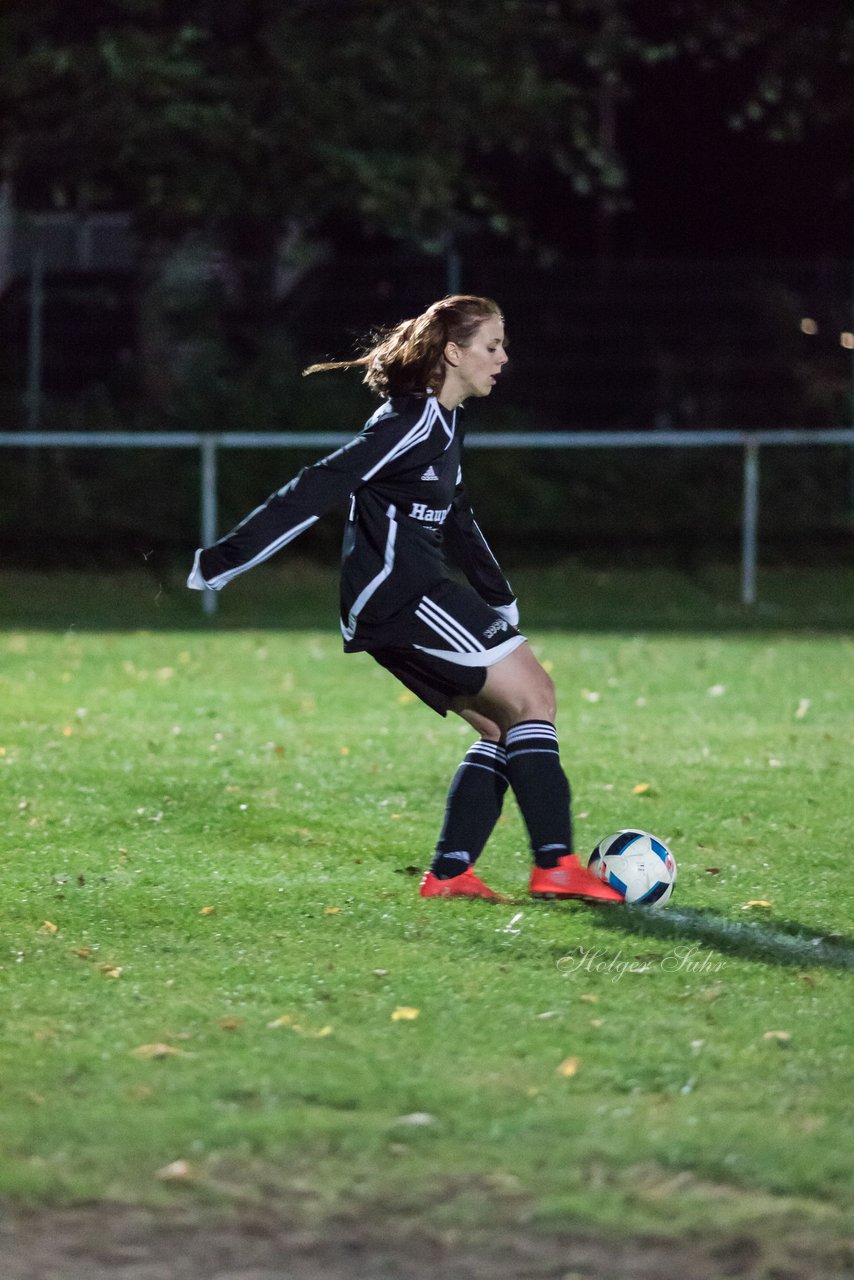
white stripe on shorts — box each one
[415,596,482,653]
[413,634,526,668]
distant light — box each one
[800,318,818,335]
[841,332,854,350]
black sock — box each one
[504,720,572,868]
[430,740,508,878]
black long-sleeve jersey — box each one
[191,395,515,653]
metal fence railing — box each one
[2,428,853,611]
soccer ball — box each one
[588,830,677,906]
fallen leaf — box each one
[155,1159,194,1182]
[762,1030,792,1043]
[39,921,58,935]
[497,912,524,934]
[324,907,341,915]
[72,947,93,960]
[131,1043,184,1058]
[704,867,722,875]
[397,691,416,704]
[218,1017,244,1032]
[100,965,123,979]
[579,994,600,1004]
[556,1056,581,1078]
[394,1112,434,1126]
[391,1007,420,1022]
[795,698,811,720]
[590,1019,605,1028]
[581,689,601,703]
[267,1014,298,1029]
[707,684,726,697]
[632,782,651,795]
[742,900,773,910]
[199,906,216,916]
[700,985,724,1001]
[339,747,350,756]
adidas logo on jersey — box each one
[420,465,439,481]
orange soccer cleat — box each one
[419,867,503,901]
[529,854,624,903]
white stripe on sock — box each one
[506,729,558,747]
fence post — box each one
[849,258,854,519]
[741,438,760,605]
[200,435,218,616]
[26,249,45,432]
[445,237,461,294]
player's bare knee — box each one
[454,706,503,742]
[501,680,555,728]
[524,668,556,722]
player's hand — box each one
[187,549,207,591]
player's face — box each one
[443,317,508,405]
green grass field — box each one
[2,569,853,1260]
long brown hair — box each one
[302,294,503,398]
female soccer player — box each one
[188,295,620,903]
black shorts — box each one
[365,581,526,716]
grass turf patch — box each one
[1,622,852,1243]
[4,559,854,631]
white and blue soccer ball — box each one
[588,830,677,906]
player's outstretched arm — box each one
[188,410,433,591]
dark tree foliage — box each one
[2,0,849,254]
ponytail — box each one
[303,294,502,398]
